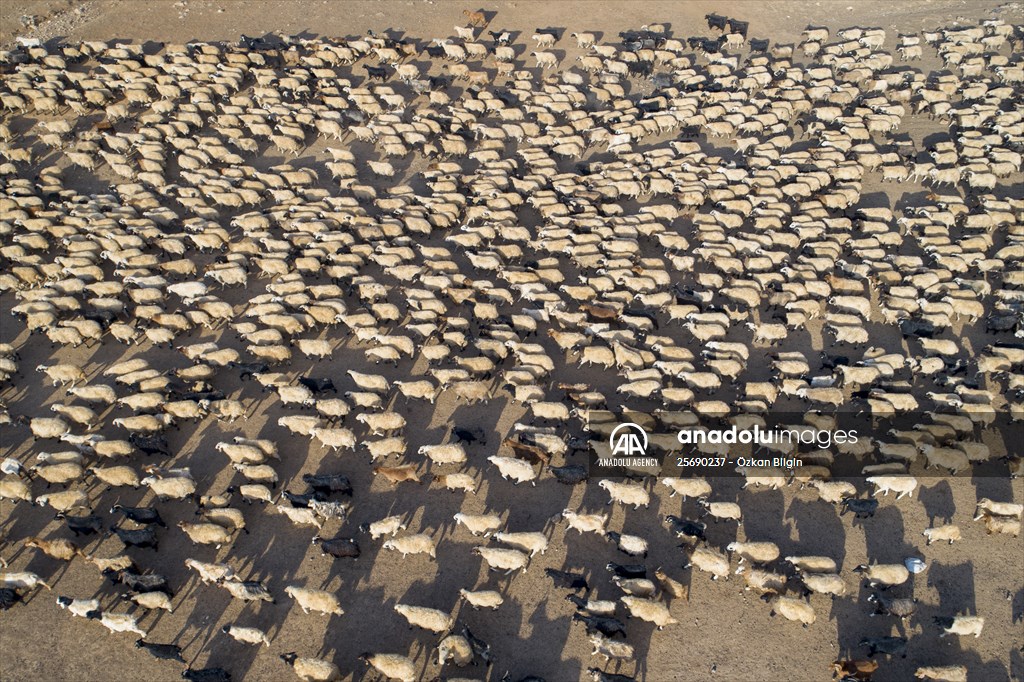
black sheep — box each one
[606,562,647,579]
[313,535,360,559]
[545,568,589,591]
[302,473,352,496]
[111,525,159,550]
[57,512,104,536]
[859,636,908,658]
[182,668,231,682]
[840,497,879,519]
[572,613,627,638]
[298,376,337,394]
[111,504,166,527]
[550,464,588,485]
[105,569,171,595]
[705,13,727,31]
[135,640,185,662]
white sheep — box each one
[361,515,406,539]
[185,558,236,584]
[433,473,477,492]
[30,417,70,440]
[127,591,173,612]
[598,480,650,509]
[473,546,529,573]
[459,589,504,610]
[365,437,406,461]
[854,563,910,588]
[420,443,468,464]
[382,533,436,558]
[771,596,816,626]
[89,465,140,489]
[347,370,389,393]
[922,525,961,545]
[394,603,453,632]
[275,504,323,530]
[935,615,984,638]
[866,475,918,499]
[34,489,88,511]
[437,634,473,666]
[800,572,847,597]
[359,653,416,682]
[309,427,356,452]
[785,556,838,574]
[284,586,343,616]
[229,484,273,504]
[222,624,270,647]
[37,364,86,386]
[177,521,233,548]
[700,500,742,524]
[1,571,51,590]
[453,513,502,536]
[973,498,1023,520]
[607,531,647,557]
[620,596,678,629]
[562,509,607,535]
[279,652,341,681]
[487,456,537,485]
[806,480,857,504]
[231,463,279,486]
[86,610,146,636]
[726,541,780,565]
[660,477,712,500]
[356,412,406,436]
[494,531,548,557]
[687,546,730,580]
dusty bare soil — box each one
[1,2,1023,682]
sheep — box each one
[980,513,1020,537]
[222,624,270,647]
[495,531,549,557]
[34,489,88,512]
[686,546,730,580]
[459,588,504,610]
[562,509,607,535]
[126,591,174,612]
[309,427,357,452]
[0,478,33,504]
[726,541,779,565]
[800,572,846,597]
[360,515,407,540]
[699,500,742,524]
[433,473,477,492]
[915,665,968,682]
[488,456,537,484]
[806,480,857,504]
[67,385,117,405]
[866,475,918,500]
[660,478,712,500]
[784,556,838,574]
[922,525,961,545]
[598,480,650,509]
[365,437,406,461]
[1,571,52,591]
[24,536,82,561]
[356,412,406,435]
[275,504,323,530]
[203,507,247,535]
[589,632,635,662]
[934,615,984,638]
[284,586,343,616]
[604,531,647,558]
[37,364,87,386]
[359,653,416,682]
[32,462,85,486]
[56,596,100,618]
[85,610,147,636]
[868,592,917,621]
[178,522,233,548]
[90,466,140,489]
[770,596,816,626]
[454,513,502,536]
[374,464,421,484]
[740,568,787,595]
[184,558,236,584]
[142,475,196,501]
[473,546,529,573]
[620,596,678,629]
[220,579,274,603]
[30,417,70,440]
[854,563,910,588]
[382,533,435,558]
[973,498,1023,520]
[279,653,341,681]
[394,603,453,632]
[437,634,474,667]
[420,443,468,465]
[227,484,273,504]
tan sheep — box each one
[771,596,816,625]
[394,604,453,633]
[726,541,780,565]
[459,588,504,610]
[495,531,549,557]
[359,653,416,682]
[382,533,435,558]
[621,596,678,629]
[854,563,910,588]
[284,586,343,616]
[473,546,529,574]
[922,525,961,545]
[177,521,233,548]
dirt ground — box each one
[1,1,1023,681]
